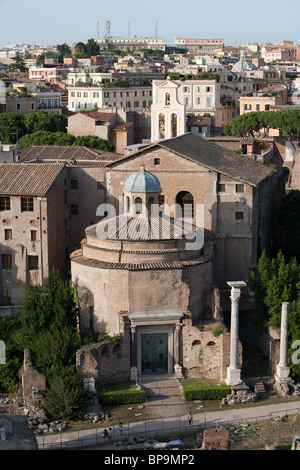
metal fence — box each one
[36,406,300,450]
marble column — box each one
[275,302,290,383]
[226,281,246,386]
[130,324,138,381]
[174,322,183,377]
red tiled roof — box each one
[77,112,116,121]
[0,163,64,196]
[112,122,134,131]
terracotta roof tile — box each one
[108,133,274,187]
[0,163,64,196]
[18,146,121,163]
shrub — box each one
[97,389,146,406]
[212,326,224,337]
[182,385,231,401]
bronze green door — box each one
[141,333,168,374]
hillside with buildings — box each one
[1,29,300,450]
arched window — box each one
[171,113,177,137]
[127,196,130,214]
[176,191,194,218]
[135,197,143,215]
[159,113,165,139]
[147,197,154,215]
[165,92,170,106]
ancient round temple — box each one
[71,167,229,386]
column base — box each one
[275,364,290,383]
[130,367,138,381]
[225,367,243,386]
[174,364,183,378]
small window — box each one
[2,254,12,269]
[0,197,11,211]
[1,287,11,305]
[217,183,226,193]
[28,255,38,270]
[4,229,12,240]
[235,211,244,220]
[71,204,78,215]
[97,182,104,190]
[70,180,78,189]
[235,184,244,193]
[31,230,37,241]
[21,197,34,212]
[154,158,160,166]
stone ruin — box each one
[201,428,230,450]
[18,349,46,408]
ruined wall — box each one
[76,327,131,388]
[182,316,242,381]
[18,349,46,407]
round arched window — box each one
[176,191,194,218]
[135,197,143,215]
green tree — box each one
[30,326,80,381]
[20,269,78,347]
[224,109,300,149]
[8,55,26,72]
[18,130,75,148]
[86,39,100,57]
[24,111,67,134]
[74,42,87,56]
[56,43,71,58]
[0,112,26,143]
[73,134,114,151]
[278,190,300,260]
[43,374,89,420]
[249,250,300,376]
[0,317,22,393]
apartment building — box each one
[0,146,121,311]
[240,86,290,114]
[261,46,297,63]
[174,37,224,54]
[68,83,153,112]
[0,163,67,311]
[2,96,39,114]
[95,36,166,51]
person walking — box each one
[188,411,193,426]
[108,427,113,440]
[103,429,109,440]
[119,422,123,436]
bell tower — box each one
[151,78,186,143]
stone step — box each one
[254,381,266,394]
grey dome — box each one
[232,50,255,73]
[124,165,161,193]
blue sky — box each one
[1,0,300,47]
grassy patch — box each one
[99,380,139,392]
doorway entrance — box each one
[141,333,168,375]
